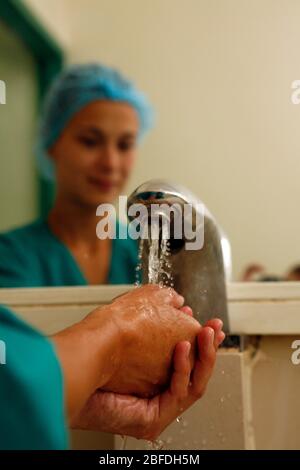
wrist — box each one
[51,305,123,423]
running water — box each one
[135,222,173,287]
[134,238,144,287]
[134,221,183,448]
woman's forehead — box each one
[70,100,139,130]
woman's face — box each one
[49,100,139,206]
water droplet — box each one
[146,439,165,450]
[221,370,225,375]
[176,416,182,423]
[146,440,153,450]
[153,439,165,450]
[220,397,225,403]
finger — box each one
[205,318,223,331]
[205,319,223,349]
[170,341,192,399]
[143,285,185,309]
[158,287,185,309]
[127,284,186,310]
[190,327,216,398]
[180,306,193,317]
[218,331,226,345]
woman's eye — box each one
[118,140,135,152]
[78,136,98,148]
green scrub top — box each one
[0,219,138,288]
[0,305,67,449]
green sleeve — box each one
[0,305,68,449]
[0,235,33,288]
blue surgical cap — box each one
[36,63,154,181]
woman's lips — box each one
[88,177,117,192]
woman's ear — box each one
[48,140,62,165]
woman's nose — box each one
[97,144,119,170]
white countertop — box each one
[0,282,299,335]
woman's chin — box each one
[83,190,118,207]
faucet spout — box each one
[127,179,231,333]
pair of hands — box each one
[71,285,225,440]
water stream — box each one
[135,222,173,288]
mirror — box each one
[0,0,299,287]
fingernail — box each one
[185,342,191,357]
[218,320,223,329]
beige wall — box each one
[24,0,70,47]
[25,0,300,279]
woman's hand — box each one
[73,319,225,440]
[99,284,201,398]
[52,285,201,423]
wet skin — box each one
[52,285,225,439]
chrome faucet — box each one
[127,179,231,333]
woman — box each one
[0,284,225,449]
[0,64,153,287]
